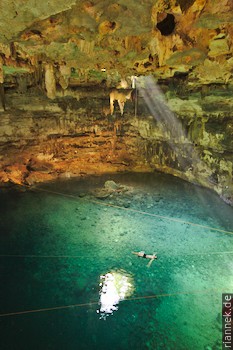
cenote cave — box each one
[0,1,233,350]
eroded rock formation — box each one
[0,0,232,204]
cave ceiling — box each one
[0,0,233,87]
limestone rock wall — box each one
[0,85,232,205]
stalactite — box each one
[0,56,5,110]
[37,62,43,88]
[31,56,43,88]
[17,75,27,93]
[59,64,71,90]
[0,84,5,111]
[10,42,17,59]
[79,40,95,55]
[79,68,88,82]
[44,63,56,99]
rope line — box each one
[0,288,225,317]
[0,251,233,259]
[34,187,233,235]
[0,254,84,259]
[145,251,233,257]
[91,199,233,235]
[0,301,97,317]
[1,187,230,318]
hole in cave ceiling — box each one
[156,13,175,36]
[108,21,116,30]
[144,62,152,68]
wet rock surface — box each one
[0,1,232,204]
[91,180,132,200]
[0,85,232,206]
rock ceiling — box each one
[0,0,233,87]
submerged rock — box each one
[92,180,133,200]
[93,188,111,199]
[104,180,119,190]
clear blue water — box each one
[0,172,232,350]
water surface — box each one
[0,172,232,350]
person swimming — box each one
[132,251,157,267]
[132,251,157,260]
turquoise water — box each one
[0,172,232,350]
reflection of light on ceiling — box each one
[97,270,134,319]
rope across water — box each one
[0,288,226,317]
[0,250,233,259]
[33,186,233,235]
[0,185,231,318]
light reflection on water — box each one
[98,270,134,319]
[0,172,232,350]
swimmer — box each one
[132,251,157,267]
[132,251,157,259]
